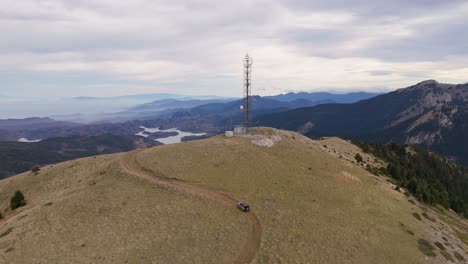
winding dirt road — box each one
[120,150,262,264]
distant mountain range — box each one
[0,93,232,120]
[138,96,341,133]
[259,80,468,165]
[93,91,378,123]
[0,117,77,131]
[126,98,235,112]
[265,91,381,103]
[0,91,379,138]
[110,91,378,123]
[71,93,232,102]
[0,90,380,122]
[97,98,237,123]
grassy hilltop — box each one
[0,128,466,263]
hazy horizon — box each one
[0,89,385,119]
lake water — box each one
[135,126,206,144]
[18,138,42,143]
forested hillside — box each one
[355,141,468,217]
[0,134,157,179]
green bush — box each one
[454,251,465,261]
[31,166,41,175]
[10,191,26,210]
[417,238,436,257]
[412,213,422,221]
[434,241,445,250]
[422,212,436,222]
[440,250,454,262]
[0,227,13,238]
[354,153,363,163]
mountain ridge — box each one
[258,80,468,165]
[265,91,381,103]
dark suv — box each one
[237,202,250,212]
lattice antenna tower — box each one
[243,54,253,127]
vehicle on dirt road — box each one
[237,202,250,212]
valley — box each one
[134,126,207,144]
[0,134,158,179]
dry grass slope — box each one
[0,127,466,263]
[0,155,247,263]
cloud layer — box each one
[1,0,468,97]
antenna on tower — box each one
[243,54,253,127]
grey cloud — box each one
[276,1,468,62]
[361,21,468,61]
[0,0,467,98]
[0,1,273,59]
[368,70,394,76]
[2,0,466,62]
[280,0,466,16]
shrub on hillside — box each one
[417,238,436,257]
[31,166,41,175]
[454,251,465,261]
[0,227,13,238]
[10,191,26,210]
[354,153,363,163]
[412,212,422,221]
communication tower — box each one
[243,54,253,127]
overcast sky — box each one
[1,0,468,98]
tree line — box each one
[353,141,468,217]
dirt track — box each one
[120,150,262,264]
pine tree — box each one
[10,191,26,210]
